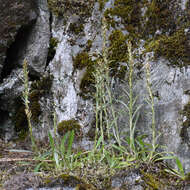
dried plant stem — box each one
[22,59,38,153]
[145,63,156,160]
[127,42,136,154]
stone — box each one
[0,0,37,76]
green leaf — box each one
[95,135,103,150]
[67,130,74,158]
[34,162,43,172]
[54,151,59,168]
[175,157,185,177]
[48,132,55,151]
[60,132,69,156]
[154,155,175,162]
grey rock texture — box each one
[0,0,50,140]
[0,0,37,75]
[0,0,190,174]
[47,1,99,146]
[16,0,50,76]
[136,59,190,171]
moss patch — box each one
[104,0,143,43]
[143,0,174,36]
[79,65,96,97]
[69,23,84,35]
[145,29,190,67]
[57,119,81,136]
[73,49,97,97]
[140,163,185,189]
[47,37,59,64]
[73,51,92,70]
[47,0,95,19]
[180,101,190,143]
[98,0,109,11]
[108,30,128,78]
[13,75,53,135]
[103,0,190,67]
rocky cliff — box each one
[0,0,190,173]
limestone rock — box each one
[0,0,37,75]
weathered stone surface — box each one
[0,0,37,75]
[136,59,190,172]
[3,173,97,190]
[16,0,50,75]
[0,0,50,140]
[0,0,190,176]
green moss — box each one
[98,0,109,11]
[86,40,92,52]
[103,0,190,67]
[143,0,174,36]
[73,49,96,97]
[57,119,81,136]
[104,0,143,43]
[108,30,128,78]
[44,174,85,187]
[75,184,96,190]
[73,51,92,70]
[14,103,28,133]
[141,166,184,189]
[142,172,161,189]
[180,101,190,142]
[69,23,84,35]
[31,75,53,93]
[143,0,190,66]
[80,65,96,97]
[145,28,190,67]
[47,0,65,17]
[47,37,59,63]
[14,75,53,134]
[48,0,95,18]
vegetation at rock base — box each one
[8,19,188,190]
[13,74,53,137]
[57,119,81,137]
[1,1,190,189]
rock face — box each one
[135,59,190,171]
[0,0,50,140]
[0,0,190,173]
[0,0,37,75]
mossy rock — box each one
[47,0,95,18]
[13,75,53,135]
[69,23,84,35]
[108,30,128,78]
[73,51,93,70]
[180,101,190,142]
[47,37,59,64]
[144,28,190,67]
[57,119,81,136]
[140,164,185,190]
[73,49,96,97]
[103,0,190,67]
